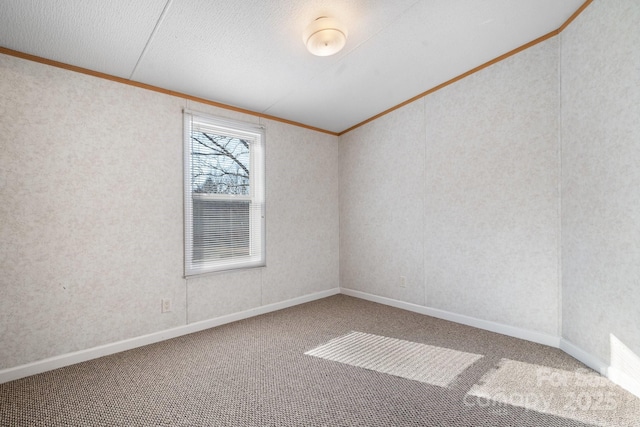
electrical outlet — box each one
[161,298,172,313]
[399,276,407,288]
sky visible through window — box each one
[190,131,250,196]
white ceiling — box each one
[0,0,586,134]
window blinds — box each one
[184,110,265,276]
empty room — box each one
[1,0,639,426]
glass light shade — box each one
[303,17,348,57]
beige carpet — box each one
[305,331,483,387]
[1,295,639,426]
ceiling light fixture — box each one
[303,16,348,57]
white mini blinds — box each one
[183,111,265,276]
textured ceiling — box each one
[0,0,587,134]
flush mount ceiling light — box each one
[303,16,348,57]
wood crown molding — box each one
[338,0,593,135]
[0,46,339,137]
[0,0,592,137]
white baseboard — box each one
[0,287,340,384]
[4,286,639,401]
[559,338,608,375]
[341,288,640,399]
[341,288,561,347]
[560,338,640,398]
[608,367,640,399]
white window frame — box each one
[183,110,266,276]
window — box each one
[183,111,265,276]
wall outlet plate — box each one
[400,276,407,288]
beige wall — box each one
[423,38,560,335]
[340,0,640,389]
[340,100,426,306]
[2,0,638,388]
[0,54,339,369]
[340,39,560,336]
[561,0,640,376]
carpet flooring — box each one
[1,295,639,426]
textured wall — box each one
[561,0,640,367]
[0,54,339,369]
[424,39,560,335]
[340,0,640,377]
[0,55,185,369]
[3,0,638,381]
[261,120,339,305]
[340,39,560,335]
[187,111,340,322]
[340,101,426,305]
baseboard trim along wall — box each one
[0,287,340,385]
[607,367,640,400]
[341,287,640,399]
[559,338,608,375]
[560,338,640,398]
[3,286,639,400]
[340,288,561,347]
